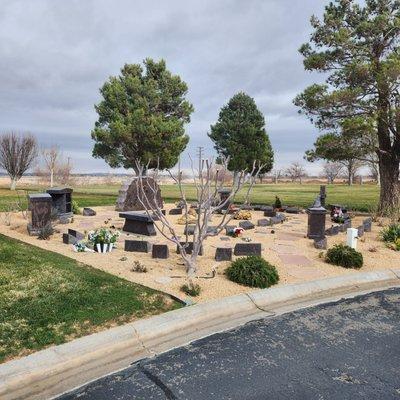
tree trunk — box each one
[378,153,400,214]
[10,177,17,190]
[50,170,54,187]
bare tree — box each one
[135,153,263,288]
[338,159,364,186]
[285,162,307,184]
[322,162,343,184]
[270,168,283,184]
[42,146,60,187]
[0,132,37,190]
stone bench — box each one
[119,212,158,236]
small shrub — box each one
[274,196,282,210]
[72,200,81,215]
[226,256,279,288]
[181,282,201,297]
[380,223,400,243]
[38,222,54,240]
[131,260,147,273]
[325,244,363,269]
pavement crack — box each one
[138,364,179,400]
[245,293,276,316]
[131,325,156,359]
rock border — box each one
[1,269,400,400]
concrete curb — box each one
[1,269,400,400]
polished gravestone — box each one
[263,206,276,217]
[234,243,262,256]
[307,196,327,240]
[47,187,73,219]
[215,247,232,261]
[27,193,52,236]
[125,240,152,253]
[63,229,85,245]
[152,244,169,259]
[176,242,203,255]
[239,221,255,230]
[119,212,158,236]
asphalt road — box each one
[59,288,400,400]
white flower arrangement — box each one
[88,228,120,245]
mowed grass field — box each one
[0,234,181,363]
[0,183,379,212]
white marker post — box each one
[347,228,358,249]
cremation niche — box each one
[47,187,73,219]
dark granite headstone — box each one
[257,219,272,227]
[27,193,52,236]
[47,187,73,219]
[63,234,79,245]
[125,240,152,253]
[218,189,231,211]
[119,212,157,236]
[239,221,255,230]
[116,177,163,212]
[152,244,169,259]
[326,225,340,236]
[286,207,300,214]
[263,207,276,217]
[83,207,96,216]
[68,229,85,241]
[234,243,262,256]
[314,237,327,250]
[177,242,203,255]
[215,247,232,261]
[169,208,183,215]
[357,225,364,237]
[363,218,372,232]
[307,196,327,240]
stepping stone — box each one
[257,219,272,227]
[83,207,96,216]
[234,243,262,256]
[277,232,303,241]
[239,221,255,230]
[215,247,233,261]
[154,277,172,285]
[125,240,152,253]
[177,242,203,255]
[169,208,183,215]
[279,254,313,267]
[271,244,298,254]
[314,237,327,250]
[152,244,169,259]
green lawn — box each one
[0,182,380,212]
[0,234,181,363]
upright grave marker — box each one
[27,193,52,235]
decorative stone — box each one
[27,193,52,236]
[116,177,163,212]
[119,212,158,236]
[286,207,300,214]
[177,242,203,255]
[169,208,183,215]
[314,237,327,250]
[307,196,327,240]
[257,219,272,227]
[46,187,73,219]
[239,221,255,230]
[363,218,372,232]
[125,240,152,253]
[83,207,96,216]
[152,244,169,259]
[357,225,364,237]
[233,243,262,256]
[215,247,232,261]
[263,207,276,217]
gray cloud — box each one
[0,0,326,173]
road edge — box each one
[1,269,400,400]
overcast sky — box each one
[0,0,327,174]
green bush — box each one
[274,196,282,210]
[38,222,54,240]
[326,244,363,269]
[181,282,201,297]
[380,223,400,243]
[72,200,81,215]
[226,256,279,288]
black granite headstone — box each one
[27,193,52,236]
[152,244,169,259]
[215,247,232,261]
[239,221,255,230]
[357,225,364,237]
[119,212,157,236]
[177,242,203,255]
[125,240,152,253]
[234,243,262,256]
[47,187,73,219]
